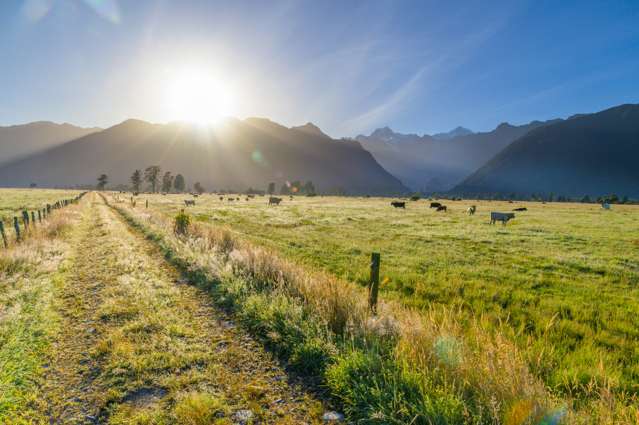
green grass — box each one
[0,188,81,220]
[139,194,639,405]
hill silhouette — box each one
[453,104,639,198]
[0,121,100,166]
[0,118,407,195]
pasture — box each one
[140,193,639,403]
[0,188,81,222]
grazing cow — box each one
[391,201,406,209]
[227,198,234,202]
[436,205,447,212]
[490,212,515,225]
[269,197,282,205]
[513,207,527,211]
[467,205,476,215]
[184,200,196,206]
[430,202,442,209]
[219,196,224,201]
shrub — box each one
[173,210,191,236]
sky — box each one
[1,0,638,137]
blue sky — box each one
[1,0,638,137]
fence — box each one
[0,192,87,249]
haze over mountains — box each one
[355,120,560,192]
[0,121,100,166]
[454,104,639,198]
[0,118,406,195]
[0,103,637,198]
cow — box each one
[436,205,447,212]
[269,197,282,205]
[490,212,515,225]
[467,205,476,215]
[513,207,527,211]
[184,200,196,206]
[391,201,406,209]
[219,196,224,201]
[227,198,234,202]
[430,202,442,209]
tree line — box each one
[96,166,204,194]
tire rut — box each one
[41,193,325,424]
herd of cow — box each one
[391,200,521,225]
[180,194,522,225]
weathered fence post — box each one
[22,210,29,229]
[31,211,36,226]
[14,217,21,241]
[38,210,42,223]
[0,221,7,248]
[146,200,148,208]
[368,252,381,314]
[47,204,51,214]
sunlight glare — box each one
[165,68,236,125]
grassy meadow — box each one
[0,188,81,222]
[136,193,639,406]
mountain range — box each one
[0,118,407,195]
[454,104,639,198]
[0,103,637,198]
[355,120,560,192]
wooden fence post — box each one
[146,200,148,208]
[368,252,381,314]
[22,210,29,229]
[31,211,36,226]
[38,210,42,223]
[0,221,7,248]
[14,217,20,241]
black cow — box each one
[513,207,527,211]
[436,205,447,212]
[391,201,406,209]
[430,202,442,208]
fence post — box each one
[38,210,42,223]
[146,199,148,208]
[31,211,36,226]
[14,217,20,241]
[22,210,29,229]
[368,252,381,314]
[0,221,7,248]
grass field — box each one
[136,193,639,406]
[2,188,638,423]
[0,188,81,222]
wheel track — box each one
[41,193,324,424]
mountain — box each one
[0,121,100,166]
[0,118,407,195]
[433,126,474,140]
[355,120,558,192]
[453,104,639,198]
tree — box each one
[174,174,185,193]
[144,166,161,193]
[581,195,591,203]
[303,180,316,195]
[267,182,275,195]
[131,169,142,193]
[162,171,174,193]
[194,182,205,194]
[97,174,108,190]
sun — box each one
[164,68,236,125]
